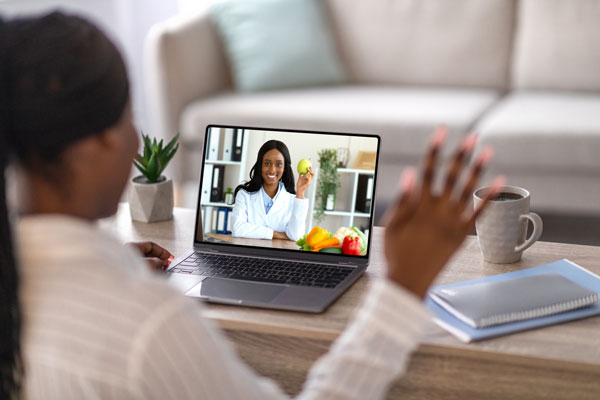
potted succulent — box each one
[128,132,179,223]
[314,148,341,223]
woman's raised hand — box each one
[383,127,505,298]
[296,166,314,199]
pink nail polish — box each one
[477,146,494,165]
[461,133,478,152]
[430,126,448,147]
[400,167,417,193]
[489,175,506,196]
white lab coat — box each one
[232,187,308,241]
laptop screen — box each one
[194,125,380,259]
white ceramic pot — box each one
[128,176,174,223]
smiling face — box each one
[262,148,285,186]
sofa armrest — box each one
[144,10,230,144]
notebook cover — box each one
[425,259,600,342]
[429,274,598,328]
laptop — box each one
[166,125,380,313]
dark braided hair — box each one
[234,140,296,199]
[0,11,129,397]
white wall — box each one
[243,130,378,186]
[0,0,180,133]
[241,130,378,232]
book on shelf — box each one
[210,208,218,232]
[226,210,232,233]
[222,128,234,161]
[425,259,600,342]
[206,129,221,161]
[210,165,225,203]
[216,207,232,235]
[355,174,373,213]
[201,164,213,204]
[232,129,243,162]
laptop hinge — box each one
[193,245,220,253]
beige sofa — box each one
[145,0,600,219]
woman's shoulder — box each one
[18,215,183,324]
[235,188,260,200]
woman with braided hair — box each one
[0,11,501,400]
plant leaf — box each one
[134,131,179,182]
[146,153,158,182]
[162,133,180,155]
[133,159,146,176]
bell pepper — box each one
[311,237,340,252]
[342,235,362,256]
[350,226,368,255]
[306,226,330,247]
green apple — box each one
[297,158,311,174]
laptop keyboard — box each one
[169,252,353,288]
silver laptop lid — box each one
[192,125,380,266]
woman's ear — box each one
[96,126,123,151]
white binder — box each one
[207,129,220,161]
[211,209,218,232]
[202,206,212,233]
[226,209,232,233]
[217,208,227,233]
[366,177,373,201]
[222,129,234,161]
[201,164,213,203]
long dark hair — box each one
[234,140,296,199]
[0,12,129,397]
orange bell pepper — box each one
[306,226,329,247]
[311,237,340,252]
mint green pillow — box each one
[210,0,346,92]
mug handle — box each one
[514,212,543,253]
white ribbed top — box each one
[17,215,430,399]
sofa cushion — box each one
[324,0,515,90]
[209,0,345,92]
[512,0,600,92]
[180,86,499,160]
[476,92,600,172]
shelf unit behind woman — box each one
[200,129,249,234]
[307,168,375,233]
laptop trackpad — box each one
[200,277,284,303]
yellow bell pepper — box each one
[306,226,330,247]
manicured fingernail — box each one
[169,255,174,259]
[460,133,478,152]
[400,167,417,193]
[168,260,171,265]
[489,175,506,195]
[477,146,494,165]
[430,126,448,148]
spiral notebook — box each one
[429,274,599,328]
[425,259,600,342]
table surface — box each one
[206,233,300,250]
[99,205,600,397]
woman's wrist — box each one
[296,191,305,199]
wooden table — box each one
[99,205,600,399]
[205,233,300,250]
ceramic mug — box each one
[473,186,543,263]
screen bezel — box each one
[193,124,381,266]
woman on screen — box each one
[231,140,313,241]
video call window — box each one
[197,127,378,257]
